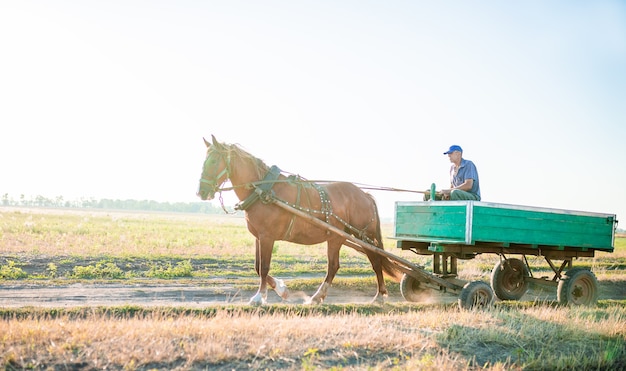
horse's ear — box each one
[211,135,219,146]
[203,137,211,148]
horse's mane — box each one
[221,142,269,179]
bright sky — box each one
[1,1,625,222]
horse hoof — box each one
[370,293,387,305]
[249,292,266,306]
[274,279,289,300]
[306,295,324,305]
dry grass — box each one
[1,304,625,370]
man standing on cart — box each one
[425,145,481,201]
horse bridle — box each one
[199,149,231,196]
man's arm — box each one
[453,178,474,192]
[442,179,474,196]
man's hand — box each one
[441,189,451,200]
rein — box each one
[216,178,428,194]
[220,165,377,243]
[201,146,426,236]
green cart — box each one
[394,200,617,308]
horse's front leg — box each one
[309,241,342,304]
[250,237,287,305]
[270,276,289,300]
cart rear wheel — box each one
[557,268,599,306]
[459,281,494,310]
[400,273,429,302]
[490,258,530,301]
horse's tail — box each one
[369,194,403,283]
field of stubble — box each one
[1,207,625,370]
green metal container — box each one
[394,201,616,252]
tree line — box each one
[1,193,227,214]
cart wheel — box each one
[490,258,530,301]
[557,268,599,306]
[458,281,494,310]
[400,273,429,302]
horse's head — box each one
[197,135,230,201]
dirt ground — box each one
[0,281,405,308]
[2,253,624,308]
[2,277,623,308]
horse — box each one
[197,135,402,305]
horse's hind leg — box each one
[309,240,342,304]
[366,252,389,304]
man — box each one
[425,145,481,201]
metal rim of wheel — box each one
[557,268,599,306]
[490,258,530,301]
[400,273,428,302]
[458,281,494,310]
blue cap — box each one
[443,145,463,154]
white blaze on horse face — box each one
[197,178,215,201]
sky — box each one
[1,1,625,222]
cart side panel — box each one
[395,203,468,243]
[471,204,615,251]
[393,201,616,252]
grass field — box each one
[1,207,625,370]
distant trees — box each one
[0,193,226,214]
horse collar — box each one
[235,165,282,211]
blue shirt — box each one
[451,159,481,200]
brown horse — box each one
[197,135,401,305]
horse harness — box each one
[234,165,282,211]
[234,165,375,244]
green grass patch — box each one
[146,260,194,278]
[0,260,27,279]
[71,261,125,279]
